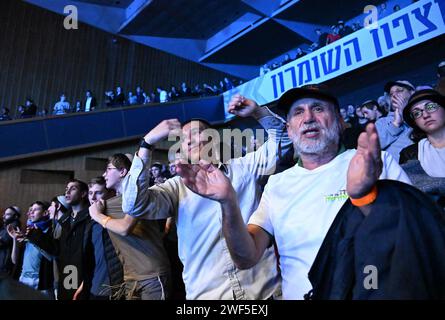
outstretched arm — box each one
[176,160,270,269]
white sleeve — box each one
[122,154,179,219]
[379,151,412,185]
[247,182,274,237]
[229,112,291,179]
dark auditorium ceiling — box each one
[25,0,387,79]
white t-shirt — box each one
[85,97,92,112]
[248,149,411,300]
[159,90,167,103]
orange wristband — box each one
[350,185,378,207]
[101,216,111,228]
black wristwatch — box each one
[140,138,154,150]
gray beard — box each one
[294,121,342,156]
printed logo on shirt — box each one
[324,189,348,202]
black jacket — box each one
[27,208,95,300]
[307,180,445,300]
[399,143,418,164]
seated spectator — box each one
[169,85,180,101]
[400,89,445,168]
[223,77,235,91]
[105,90,115,107]
[310,28,328,51]
[0,107,11,121]
[192,84,204,97]
[17,105,25,119]
[337,20,353,37]
[379,2,388,18]
[157,87,168,103]
[53,93,70,115]
[135,86,145,105]
[201,83,213,96]
[114,86,126,107]
[340,105,363,149]
[37,108,49,117]
[351,21,362,32]
[73,100,82,113]
[355,105,369,129]
[295,48,306,60]
[84,90,97,112]
[281,54,292,66]
[22,98,37,118]
[260,63,271,76]
[376,80,416,162]
[149,92,156,103]
[393,4,401,12]
[142,92,151,104]
[213,85,222,95]
[326,25,341,45]
[339,106,349,122]
[361,100,384,123]
[399,89,445,209]
[346,104,356,122]
[179,82,192,98]
[435,60,445,96]
[128,92,138,105]
[271,62,280,70]
[378,94,391,114]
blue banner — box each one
[223,0,445,119]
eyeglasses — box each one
[410,102,440,120]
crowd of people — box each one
[1,57,445,300]
[259,1,411,77]
[0,77,242,122]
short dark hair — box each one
[32,201,50,211]
[68,179,89,195]
[6,206,21,219]
[88,176,106,188]
[151,163,163,170]
[108,153,131,172]
[181,118,212,130]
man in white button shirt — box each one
[122,95,292,299]
[175,84,414,299]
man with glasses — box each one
[375,80,415,161]
[122,94,292,300]
[89,154,171,300]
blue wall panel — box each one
[0,96,225,160]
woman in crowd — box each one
[399,89,445,209]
